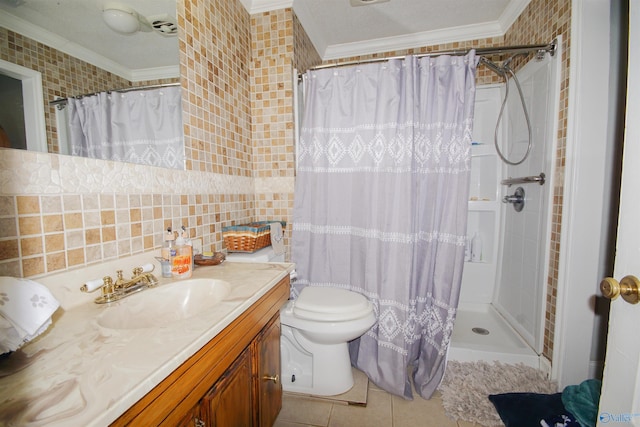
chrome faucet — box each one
[81,264,159,304]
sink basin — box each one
[97,279,231,329]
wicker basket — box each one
[222,221,286,253]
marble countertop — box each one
[0,261,294,427]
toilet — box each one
[280,286,376,396]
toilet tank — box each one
[225,246,285,263]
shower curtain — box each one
[291,52,478,399]
[67,86,184,169]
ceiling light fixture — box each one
[102,2,146,35]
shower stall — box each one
[449,40,561,369]
[292,39,562,372]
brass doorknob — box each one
[600,275,640,304]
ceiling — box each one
[0,0,530,79]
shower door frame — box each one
[492,43,562,356]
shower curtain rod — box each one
[49,82,181,108]
[301,39,557,74]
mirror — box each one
[0,0,182,169]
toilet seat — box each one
[293,287,373,322]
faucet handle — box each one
[81,278,105,293]
[132,263,154,276]
[140,263,154,273]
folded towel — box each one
[0,276,60,353]
[270,221,285,256]
[562,379,601,427]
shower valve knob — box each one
[600,275,640,304]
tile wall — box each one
[250,9,300,254]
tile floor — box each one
[274,381,487,427]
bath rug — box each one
[438,360,557,426]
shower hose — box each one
[492,60,533,166]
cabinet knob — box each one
[263,374,279,384]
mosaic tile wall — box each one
[249,8,318,258]
[250,9,295,180]
[179,0,253,176]
[0,148,254,277]
[0,27,176,154]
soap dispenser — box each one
[172,229,192,279]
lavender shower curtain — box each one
[291,52,478,399]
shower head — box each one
[479,57,506,77]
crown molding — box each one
[130,65,180,82]
[0,12,177,82]
[239,0,293,14]
[322,21,504,60]
[498,0,532,32]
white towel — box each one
[269,222,285,256]
[0,276,60,353]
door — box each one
[597,1,640,424]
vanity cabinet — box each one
[111,275,290,427]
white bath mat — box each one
[438,360,557,426]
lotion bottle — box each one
[182,226,194,270]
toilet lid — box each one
[293,287,373,321]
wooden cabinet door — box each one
[202,347,253,427]
[174,404,203,427]
[254,315,282,427]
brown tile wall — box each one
[179,0,253,176]
[250,9,295,180]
